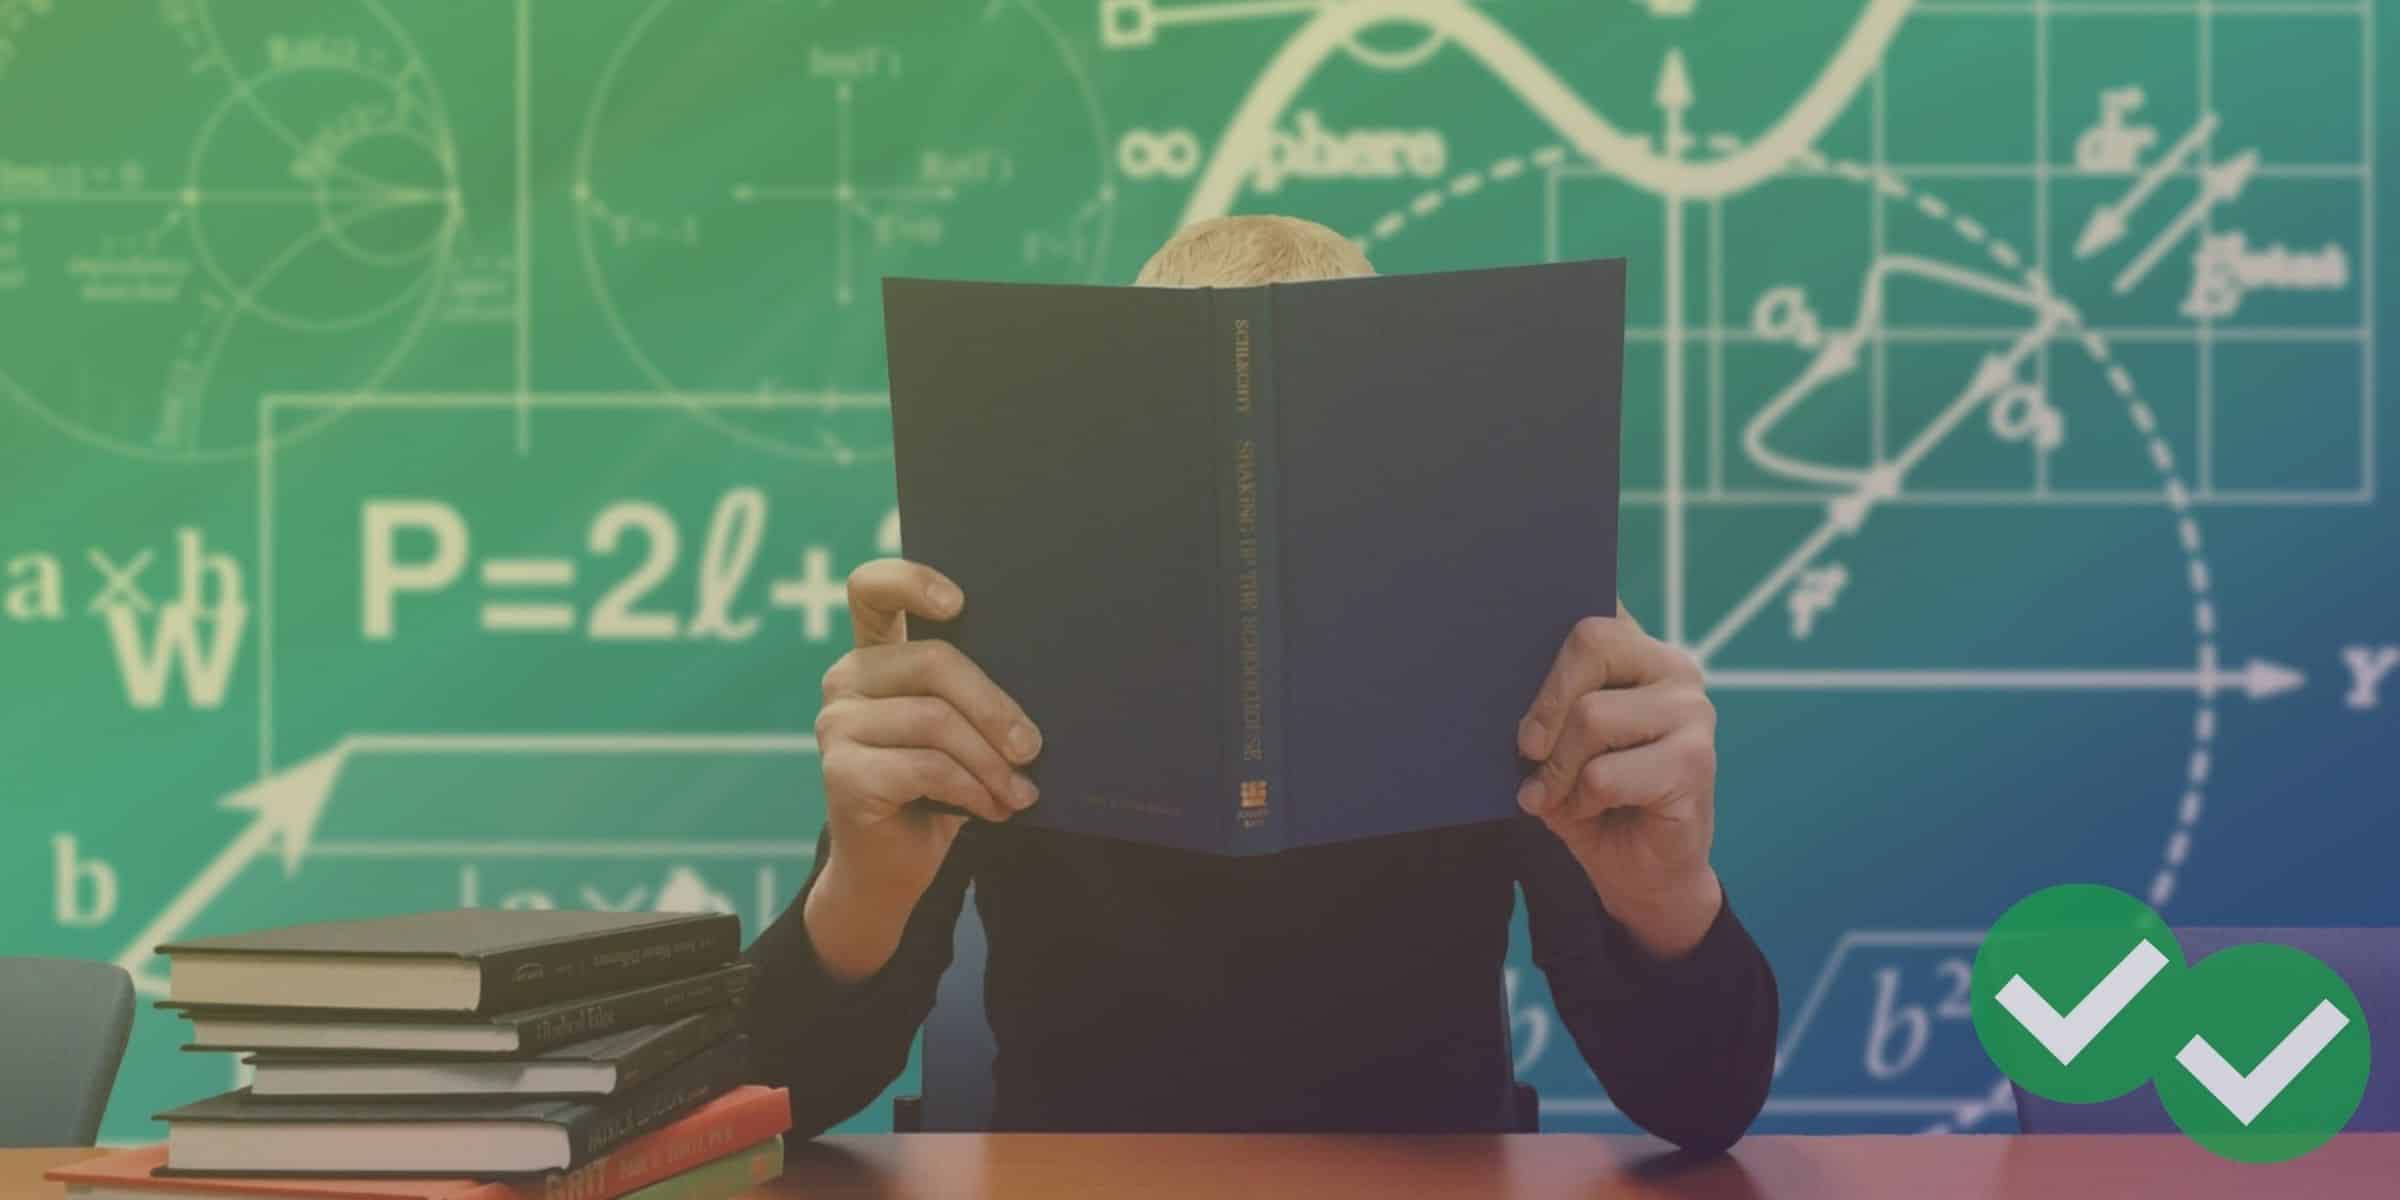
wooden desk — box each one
[10,1133,2397,1199]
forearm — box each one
[1595,864,1723,961]
[1547,896,1778,1153]
[1512,818,1777,1152]
[802,838,940,983]
[740,827,974,1136]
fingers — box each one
[1520,607,1698,761]
[821,742,1019,825]
[846,558,964,649]
[817,694,1038,815]
[1518,682,1706,815]
[824,558,1042,829]
[823,638,1041,767]
[1526,728,1714,824]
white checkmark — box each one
[1995,938,2168,1065]
[2176,999,2351,1126]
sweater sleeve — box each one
[737,823,982,1136]
[1507,816,1779,1153]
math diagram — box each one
[5,0,2391,1142]
[1101,0,2375,1133]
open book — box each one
[884,258,1625,854]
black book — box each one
[157,1035,750,1176]
[159,909,740,1014]
[243,1008,739,1098]
[173,963,752,1056]
[883,259,1625,855]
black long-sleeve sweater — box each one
[739,813,1777,1150]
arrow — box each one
[113,749,345,994]
[1826,493,1872,537]
[112,732,823,997]
[1708,660,2305,700]
[1887,322,2055,478]
[1655,48,1694,158]
[1967,352,2019,402]
[2113,148,2260,295]
[1659,46,1693,648]
[2076,112,2219,259]
[1743,255,2060,491]
[1701,312,2058,665]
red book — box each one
[46,1086,790,1200]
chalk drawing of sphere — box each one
[182,63,463,335]
[0,4,464,463]
[575,0,1115,462]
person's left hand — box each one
[1516,602,1723,957]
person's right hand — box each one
[814,558,1042,904]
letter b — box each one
[1864,966,1932,1080]
[176,527,244,614]
[52,834,118,927]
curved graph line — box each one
[167,193,452,451]
[0,0,475,461]
[180,82,460,337]
[1744,254,2068,489]
[188,0,436,197]
[1179,0,1916,224]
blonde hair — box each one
[1134,214,1376,286]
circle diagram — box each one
[575,0,1118,464]
[0,0,462,460]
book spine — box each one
[1213,287,1288,853]
[610,1006,738,1093]
[643,1138,786,1200]
[562,1037,749,1170]
[517,965,753,1055]
[480,915,741,1013]
[522,1088,790,1200]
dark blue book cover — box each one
[882,259,1623,854]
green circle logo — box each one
[1970,884,2187,1102]
[2153,944,2372,1163]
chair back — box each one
[904,890,1537,1131]
[2011,927,2398,1132]
[0,957,134,1146]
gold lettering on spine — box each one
[1233,318,1252,415]
[1233,311,1267,821]
[1234,437,1262,761]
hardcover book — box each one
[244,1009,739,1098]
[883,258,1625,854]
[173,964,752,1056]
[159,909,740,1013]
[608,1135,782,1200]
[156,1036,752,1176]
[49,1086,785,1198]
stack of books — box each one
[50,910,790,1200]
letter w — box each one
[103,600,248,709]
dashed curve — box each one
[1352,135,2220,1135]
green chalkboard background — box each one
[3,0,2393,1142]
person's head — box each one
[1134,214,1376,287]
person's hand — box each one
[1515,602,1723,958]
[817,558,1042,890]
[807,559,1040,978]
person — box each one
[741,215,1779,1149]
